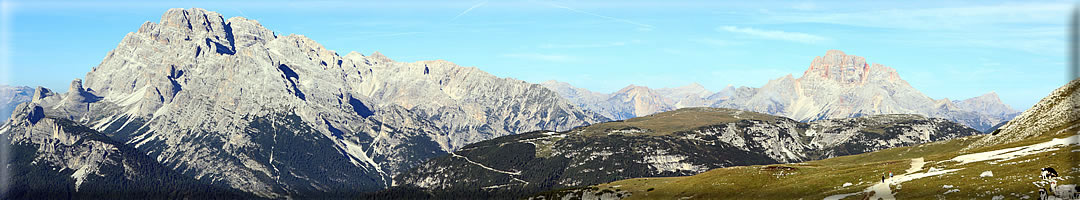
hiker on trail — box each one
[881,174,885,183]
[889,171,893,178]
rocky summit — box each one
[544,50,1019,132]
[1,8,603,198]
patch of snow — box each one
[891,168,961,183]
[951,135,1080,165]
[980,171,994,177]
[943,185,954,189]
[823,192,858,200]
[842,182,852,187]
[928,167,943,173]
[992,195,1005,200]
[944,189,960,194]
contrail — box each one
[544,2,654,29]
[451,1,487,21]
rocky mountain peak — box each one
[368,51,392,64]
[616,84,647,93]
[683,82,705,89]
[953,91,1015,117]
[658,82,711,98]
[824,49,846,56]
[800,50,906,86]
[541,80,566,86]
[5,7,607,197]
[802,50,870,84]
[68,78,85,94]
[970,91,1001,103]
[31,86,53,101]
[145,8,231,44]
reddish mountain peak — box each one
[800,50,902,85]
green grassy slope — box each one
[534,121,1077,200]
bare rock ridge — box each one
[543,50,1019,132]
[1,8,604,198]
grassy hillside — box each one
[533,122,1078,199]
[573,107,780,137]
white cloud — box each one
[716,26,827,44]
[501,53,575,62]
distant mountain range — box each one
[529,79,1080,200]
[542,50,1019,132]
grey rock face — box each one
[0,85,33,123]
[395,108,979,197]
[715,50,1018,132]
[968,78,1080,149]
[655,82,712,108]
[0,103,254,199]
[544,50,1019,132]
[4,8,603,198]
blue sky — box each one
[0,0,1073,110]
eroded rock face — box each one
[5,8,604,198]
[395,108,980,198]
[0,103,253,199]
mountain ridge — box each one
[1,7,605,198]
[542,50,1018,132]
